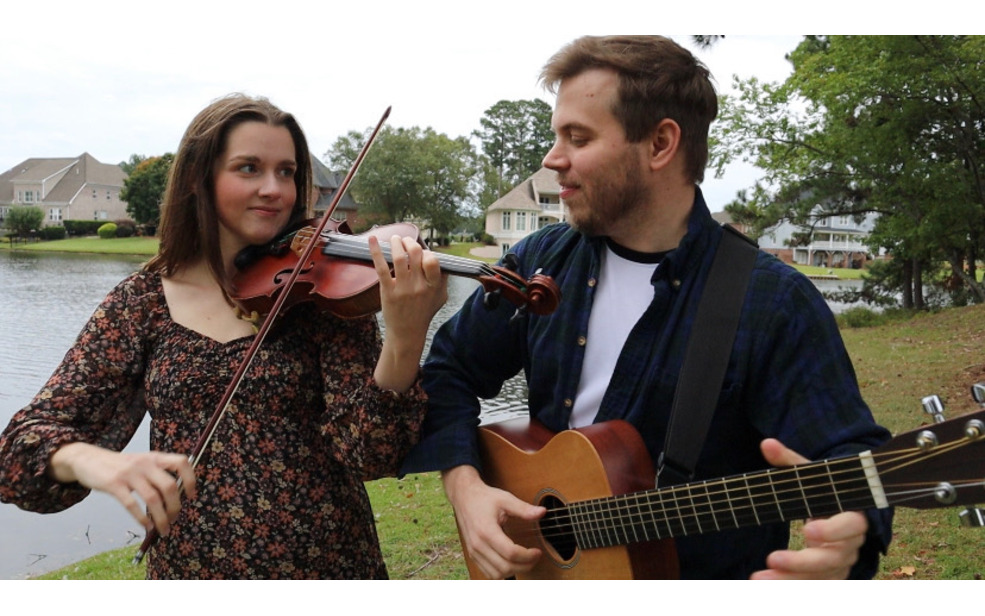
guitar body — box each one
[460,407,985,580]
[465,417,679,579]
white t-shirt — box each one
[569,241,663,428]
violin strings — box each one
[312,232,502,278]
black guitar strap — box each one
[657,225,759,487]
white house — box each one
[754,211,878,268]
[485,167,565,254]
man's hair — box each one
[147,93,312,294]
[540,35,718,184]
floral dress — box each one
[0,270,428,579]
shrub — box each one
[39,226,67,240]
[64,220,106,236]
[97,222,118,239]
[837,307,886,329]
[114,219,137,238]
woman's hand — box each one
[370,234,448,393]
[49,442,197,536]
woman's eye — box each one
[237,163,258,174]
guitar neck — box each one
[564,452,884,550]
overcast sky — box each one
[1,2,949,211]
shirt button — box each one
[588,278,597,288]
[563,398,573,408]
[672,279,682,290]
[577,336,587,346]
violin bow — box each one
[133,107,392,564]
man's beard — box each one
[565,153,648,238]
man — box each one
[401,35,893,579]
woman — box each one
[0,94,447,578]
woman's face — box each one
[213,120,298,259]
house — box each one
[485,167,565,254]
[309,157,361,224]
[484,167,878,269]
[715,209,877,268]
[756,211,877,268]
[0,153,128,227]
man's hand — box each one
[750,438,866,580]
[442,465,545,579]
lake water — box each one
[0,250,858,579]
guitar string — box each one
[532,442,966,544]
[529,442,968,546]
[511,440,976,548]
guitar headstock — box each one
[873,388,985,512]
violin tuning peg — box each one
[483,290,502,310]
[502,253,519,272]
[509,306,528,325]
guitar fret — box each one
[687,485,703,534]
[588,499,607,548]
[570,502,594,549]
[794,467,813,518]
[656,488,673,538]
[723,479,742,529]
[767,469,786,521]
[626,493,650,543]
[743,474,762,526]
[826,460,844,512]
[796,461,845,517]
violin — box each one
[231,218,562,319]
[133,106,557,565]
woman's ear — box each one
[649,118,682,172]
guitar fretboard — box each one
[558,454,880,550]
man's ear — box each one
[649,118,682,172]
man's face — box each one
[542,68,651,238]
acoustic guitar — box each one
[461,409,985,579]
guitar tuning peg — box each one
[921,394,945,424]
[959,506,985,528]
[972,383,985,406]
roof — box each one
[311,157,358,212]
[487,167,560,213]
[0,154,125,205]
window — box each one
[501,212,511,231]
[516,212,527,232]
[49,208,62,222]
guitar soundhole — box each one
[539,494,578,561]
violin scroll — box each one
[478,266,560,317]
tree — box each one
[119,153,148,175]
[473,99,554,198]
[713,35,985,309]
[120,153,173,225]
[325,126,478,237]
[7,206,44,237]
